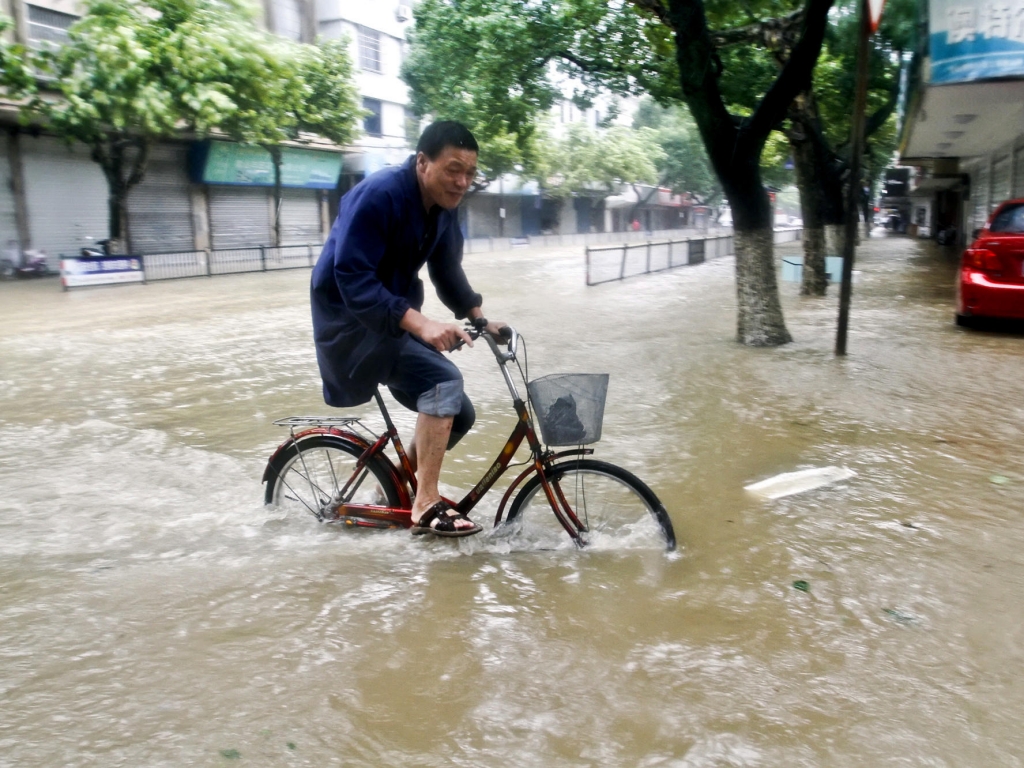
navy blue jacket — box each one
[311,156,482,407]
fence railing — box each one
[585,234,735,286]
[584,227,804,286]
[138,243,321,282]
[465,226,734,255]
[79,226,802,285]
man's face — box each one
[416,146,479,210]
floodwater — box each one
[1,232,1023,766]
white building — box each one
[315,0,417,184]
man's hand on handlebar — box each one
[400,308,473,353]
[425,318,474,353]
[475,317,508,341]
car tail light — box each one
[963,248,1002,272]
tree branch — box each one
[557,50,631,78]
[744,0,834,150]
[864,76,900,138]
[711,9,805,51]
[627,0,675,31]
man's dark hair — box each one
[416,121,479,159]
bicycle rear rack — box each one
[272,415,373,442]
[272,416,362,429]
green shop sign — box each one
[192,141,343,189]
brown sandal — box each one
[411,500,482,538]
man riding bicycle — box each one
[310,121,503,538]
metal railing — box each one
[464,226,734,254]
[583,227,804,286]
[585,234,735,286]
[138,243,321,282]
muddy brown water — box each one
[1,232,1023,766]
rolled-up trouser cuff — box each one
[416,379,464,417]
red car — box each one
[957,199,1024,325]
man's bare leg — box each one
[409,413,474,531]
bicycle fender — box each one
[262,428,413,509]
[493,449,594,526]
[261,428,372,484]
[494,464,539,526]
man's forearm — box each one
[399,308,430,337]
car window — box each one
[989,203,1024,233]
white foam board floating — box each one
[744,466,856,500]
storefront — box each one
[126,142,194,253]
[0,133,17,251]
[190,141,341,249]
[20,134,108,259]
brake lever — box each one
[449,326,481,353]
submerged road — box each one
[1,231,1023,766]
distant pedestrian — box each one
[631,219,640,231]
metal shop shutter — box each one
[991,154,1011,209]
[127,143,194,253]
[0,133,17,249]
[1014,146,1024,199]
[278,188,322,245]
[22,135,108,259]
[209,186,273,249]
[972,163,990,231]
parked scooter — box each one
[0,242,50,280]
[80,238,114,257]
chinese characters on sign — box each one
[946,3,1024,43]
[930,0,1024,83]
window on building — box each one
[270,0,302,41]
[363,98,383,137]
[358,26,382,73]
[26,4,77,49]
[404,107,420,144]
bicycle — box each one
[262,318,676,550]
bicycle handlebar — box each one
[451,318,518,361]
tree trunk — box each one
[825,223,844,266]
[791,132,828,296]
[268,145,283,247]
[734,227,792,345]
[93,135,150,254]
[666,0,833,346]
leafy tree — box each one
[227,37,360,245]
[546,123,664,201]
[402,6,560,185]
[0,14,34,96]
[633,98,721,205]
[22,0,359,251]
[713,0,911,295]
[405,0,837,346]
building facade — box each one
[898,0,1024,243]
[1,0,341,261]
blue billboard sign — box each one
[929,0,1024,84]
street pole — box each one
[835,0,872,356]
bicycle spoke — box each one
[266,435,403,522]
[508,460,674,550]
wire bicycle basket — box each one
[527,373,609,446]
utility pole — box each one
[836,0,885,356]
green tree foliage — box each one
[19,0,359,249]
[546,122,664,198]
[404,0,837,345]
[633,97,720,203]
[0,15,34,96]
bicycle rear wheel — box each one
[507,459,676,550]
[264,434,402,520]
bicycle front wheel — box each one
[507,459,676,550]
[264,434,402,519]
